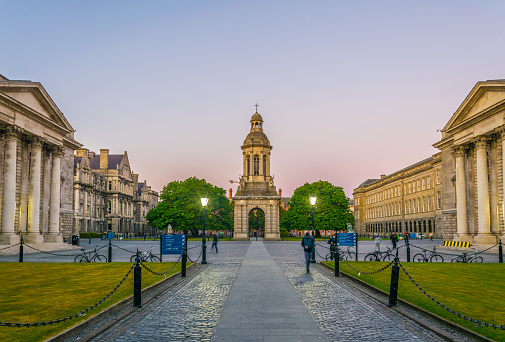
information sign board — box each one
[161,234,186,255]
[107,232,114,240]
[337,233,357,247]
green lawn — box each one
[324,261,505,341]
[0,262,184,342]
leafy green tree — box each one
[280,181,354,233]
[248,209,265,231]
[146,177,233,236]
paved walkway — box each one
[211,241,328,342]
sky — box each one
[1,1,505,198]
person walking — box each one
[327,233,337,260]
[374,233,381,252]
[390,232,398,249]
[403,231,409,244]
[211,232,219,253]
[301,232,314,273]
[429,232,433,241]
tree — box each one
[248,209,265,231]
[145,177,233,236]
[280,181,354,233]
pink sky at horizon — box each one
[2,1,504,198]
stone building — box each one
[353,153,443,238]
[433,80,505,244]
[232,111,281,240]
[133,174,159,236]
[0,75,81,244]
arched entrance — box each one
[248,208,265,238]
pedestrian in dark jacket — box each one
[390,232,398,249]
[301,232,314,273]
[211,233,218,253]
[327,233,337,260]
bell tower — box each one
[233,108,281,240]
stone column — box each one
[18,138,30,234]
[0,126,21,244]
[25,137,44,243]
[501,130,505,240]
[45,146,63,242]
[453,146,471,241]
[474,137,496,244]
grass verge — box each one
[0,262,184,342]
[323,261,505,341]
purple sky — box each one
[2,1,505,198]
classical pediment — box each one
[443,81,505,133]
[0,80,74,133]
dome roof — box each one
[243,131,270,147]
[251,112,263,122]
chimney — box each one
[229,188,232,199]
[76,148,88,158]
[381,175,386,179]
[278,188,282,197]
[133,173,139,185]
[100,149,109,169]
[147,186,151,191]
[88,151,95,159]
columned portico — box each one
[0,126,21,244]
[45,146,64,242]
[25,137,44,243]
[474,137,495,244]
[453,146,471,242]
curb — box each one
[319,262,495,342]
[45,263,197,342]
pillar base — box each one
[24,233,45,244]
[264,232,280,241]
[473,234,498,245]
[44,234,63,243]
[453,234,474,243]
[0,233,20,245]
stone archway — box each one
[248,208,265,238]
[233,197,280,241]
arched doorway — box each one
[248,208,265,238]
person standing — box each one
[327,233,337,260]
[390,232,398,249]
[301,232,314,273]
[374,233,381,252]
[211,232,219,253]
[403,231,409,244]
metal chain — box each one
[0,263,135,328]
[187,245,202,250]
[398,262,505,330]
[139,256,182,276]
[343,258,394,275]
[187,248,203,263]
[0,243,20,251]
[23,244,82,257]
[315,243,331,249]
[111,244,138,254]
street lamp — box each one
[310,196,317,263]
[201,197,209,264]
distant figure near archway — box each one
[232,109,281,241]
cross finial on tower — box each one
[254,103,259,112]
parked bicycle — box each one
[130,246,161,262]
[451,249,483,263]
[413,246,444,262]
[364,246,395,261]
[325,246,356,261]
[74,246,107,263]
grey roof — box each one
[89,154,124,170]
[358,179,379,188]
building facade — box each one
[232,111,281,241]
[133,174,159,236]
[0,75,81,244]
[353,153,443,238]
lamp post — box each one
[310,196,317,263]
[201,197,209,264]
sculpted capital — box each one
[475,136,490,150]
[453,146,466,158]
[51,145,65,157]
[4,125,23,140]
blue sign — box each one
[409,233,416,240]
[337,233,357,247]
[107,232,114,240]
[161,234,186,255]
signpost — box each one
[337,233,358,261]
[161,234,186,255]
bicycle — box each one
[413,246,444,262]
[74,246,107,263]
[364,246,395,261]
[130,246,161,262]
[325,246,356,261]
[451,249,483,263]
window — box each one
[253,155,259,175]
[437,192,442,209]
[422,197,426,212]
[417,180,420,191]
[413,182,416,193]
[109,181,112,191]
[247,157,250,176]
[427,176,431,189]
[263,155,266,175]
[422,178,425,190]
[427,196,431,211]
[436,170,441,184]
[108,201,112,215]
[408,183,412,193]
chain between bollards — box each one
[388,250,400,307]
[133,249,142,308]
[334,247,339,277]
[499,239,503,263]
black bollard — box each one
[89,236,91,244]
[406,241,411,262]
[108,239,112,263]
[355,237,359,262]
[388,252,400,307]
[182,250,187,277]
[499,240,503,263]
[19,236,24,263]
[334,247,339,277]
[134,251,142,307]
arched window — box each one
[253,155,259,175]
[247,156,250,176]
[263,155,266,175]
